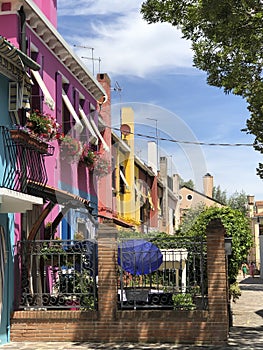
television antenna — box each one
[112,81,122,126]
[73,45,101,75]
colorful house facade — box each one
[110,106,179,234]
[0,0,107,343]
[0,35,44,344]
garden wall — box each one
[10,220,229,345]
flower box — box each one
[10,129,53,155]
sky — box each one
[57,0,263,200]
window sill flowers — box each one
[80,143,97,168]
[59,134,83,162]
[26,109,60,141]
[93,155,111,178]
[59,136,110,176]
[80,144,110,178]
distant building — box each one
[247,196,262,274]
[179,173,223,223]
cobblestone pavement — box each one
[1,274,263,349]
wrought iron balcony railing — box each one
[0,126,54,193]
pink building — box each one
[0,0,107,241]
[0,1,108,342]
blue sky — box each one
[57,0,263,200]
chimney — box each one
[203,173,213,198]
[148,141,157,175]
[247,195,255,205]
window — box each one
[187,194,193,201]
[119,165,126,194]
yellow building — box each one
[112,107,164,232]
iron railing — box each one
[15,239,98,310]
[118,236,207,310]
[0,126,54,193]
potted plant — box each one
[59,134,83,162]
[40,240,66,266]
[26,109,60,141]
[172,293,196,310]
[93,155,110,178]
[80,143,97,169]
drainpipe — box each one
[18,6,26,53]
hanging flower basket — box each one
[59,134,83,163]
[26,109,60,141]
[80,143,97,169]
[93,156,110,178]
[79,145,110,177]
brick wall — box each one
[10,220,229,345]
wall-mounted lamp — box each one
[225,237,232,256]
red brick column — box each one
[97,222,118,321]
[206,218,228,343]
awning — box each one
[90,117,110,152]
[120,170,129,189]
[112,217,134,228]
[98,214,134,228]
[0,35,40,72]
[27,182,92,212]
[62,90,83,133]
[31,70,55,110]
[79,106,98,145]
[0,188,43,213]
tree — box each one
[227,190,248,214]
[179,202,206,235]
[180,178,194,189]
[212,187,248,213]
[212,185,227,205]
[179,206,253,282]
[179,175,194,189]
[141,1,263,177]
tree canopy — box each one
[180,177,194,189]
[141,0,263,177]
[212,185,227,205]
[178,206,253,282]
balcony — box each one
[10,128,54,155]
[1,126,54,192]
[0,126,55,212]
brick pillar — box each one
[206,219,228,343]
[97,222,118,320]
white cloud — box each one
[58,0,193,77]
[58,0,140,16]
[57,1,263,200]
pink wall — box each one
[0,4,101,237]
[0,14,20,46]
[26,25,98,197]
[32,0,57,27]
[97,74,113,219]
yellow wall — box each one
[115,107,140,227]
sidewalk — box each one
[2,274,263,349]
